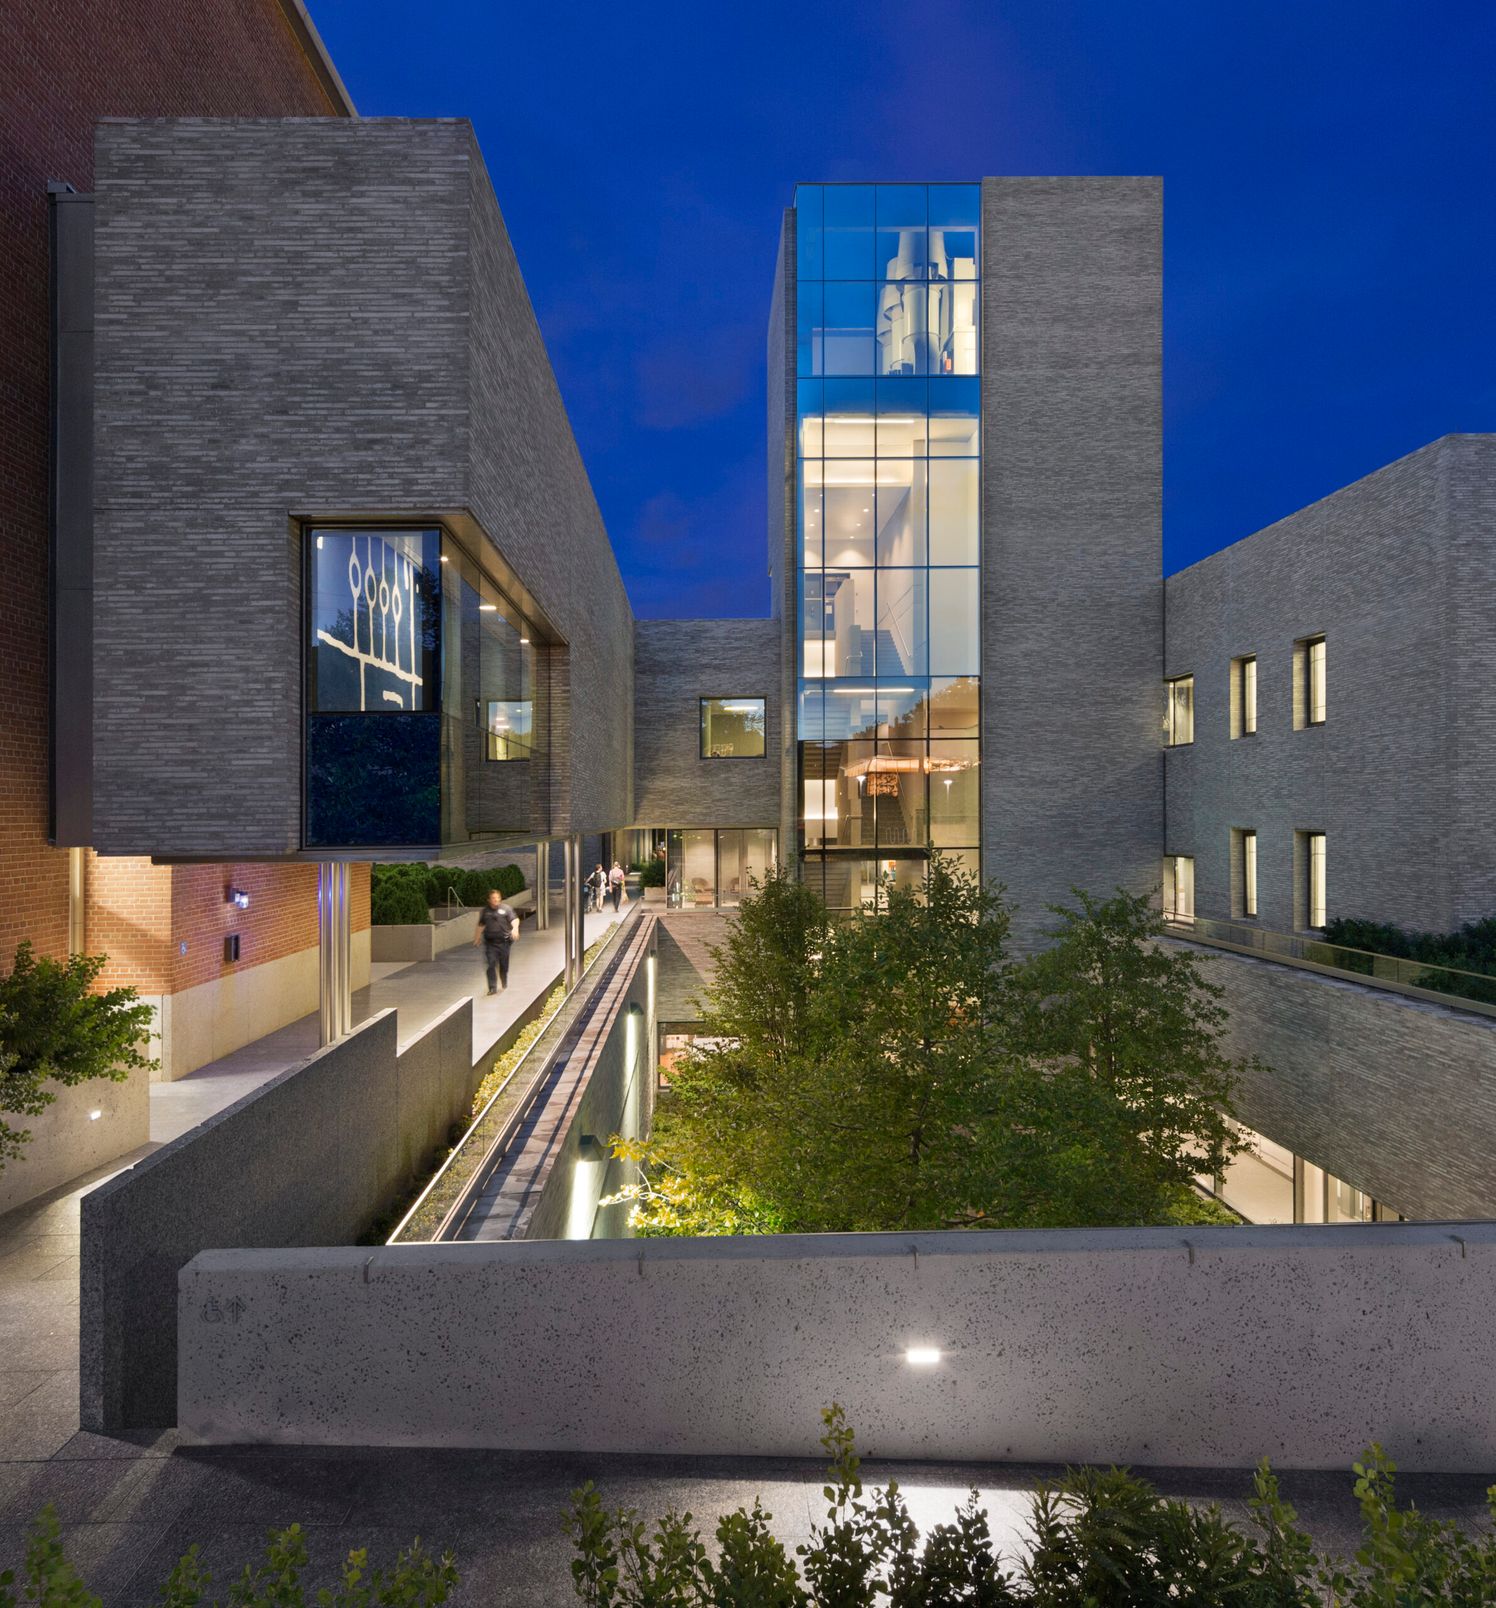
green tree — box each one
[619,868,1259,1235]
[1004,888,1252,1227]
[633,856,1025,1233]
[0,942,158,1171]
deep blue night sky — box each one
[308,0,1495,620]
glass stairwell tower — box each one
[789,183,982,909]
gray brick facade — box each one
[91,118,633,855]
[981,178,1164,948]
[633,619,781,828]
[1164,435,1496,934]
[1173,941,1496,1221]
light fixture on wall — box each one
[88,1110,102,1122]
[227,887,250,910]
[904,1346,941,1366]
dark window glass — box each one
[823,184,875,278]
[309,530,440,713]
[794,184,824,279]
[820,283,877,375]
[305,714,440,847]
[700,698,766,758]
[876,184,928,282]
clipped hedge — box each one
[371,861,526,925]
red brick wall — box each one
[0,1,343,974]
[86,859,370,995]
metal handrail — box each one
[385,902,642,1245]
[1164,914,1496,1019]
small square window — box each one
[700,698,766,759]
[1164,675,1194,746]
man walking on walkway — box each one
[473,888,520,994]
[608,860,625,912]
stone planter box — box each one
[372,888,533,964]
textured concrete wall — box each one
[654,910,730,1023]
[1164,435,1496,934]
[1171,939,1496,1221]
[981,178,1163,949]
[179,1222,1496,1469]
[81,997,477,1430]
[633,619,782,828]
[0,1068,149,1218]
[92,118,632,856]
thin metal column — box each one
[536,840,549,931]
[561,839,576,991]
[67,846,87,956]
[318,861,353,1046]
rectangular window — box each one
[1307,636,1326,724]
[1241,829,1258,917]
[1296,635,1326,728]
[1164,675,1194,746]
[1231,654,1257,738]
[1163,854,1194,922]
[700,698,766,758]
[1307,831,1327,928]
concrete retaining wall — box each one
[179,1222,1496,1470]
[82,998,478,1431]
[0,1067,149,1218]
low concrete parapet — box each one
[83,998,476,1432]
[179,1222,1496,1470]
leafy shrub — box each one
[563,1407,1496,1606]
[1324,913,1496,976]
[0,943,157,1172]
[633,859,666,888]
[371,862,526,923]
[371,866,432,927]
[0,1505,457,1606]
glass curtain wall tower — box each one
[793,183,982,909]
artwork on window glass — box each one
[309,529,440,713]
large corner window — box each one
[701,698,766,758]
[1164,674,1194,747]
[309,530,440,712]
[306,529,442,848]
[664,828,777,909]
[794,182,982,909]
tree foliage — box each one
[0,942,158,1171]
[612,861,1257,1234]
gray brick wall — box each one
[1164,435,1496,933]
[1170,940,1496,1221]
[981,178,1164,948]
[91,118,633,856]
[632,619,781,828]
[655,910,731,1024]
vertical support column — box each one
[67,846,87,956]
[535,840,550,931]
[318,861,352,1047]
[562,838,577,991]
